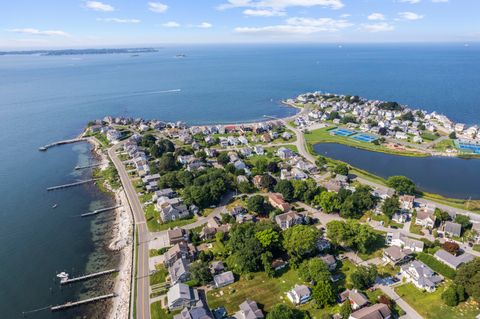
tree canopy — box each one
[282,225,320,266]
[382,196,400,220]
[326,220,381,253]
[351,265,378,290]
[386,176,416,195]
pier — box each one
[75,162,106,170]
[50,293,116,311]
[47,178,100,191]
[81,205,122,217]
[39,137,87,151]
[59,269,118,285]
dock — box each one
[47,179,100,191]
[39,137,87,152]
[81,205,122,217]
[59,269,118,285]
[75,162,106,170]
[51,293,116,311]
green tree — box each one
[312,280,336,308]
[386,176,416,195]
[261,251,275,277]
[217,152,229,165]
[189,260,213,285]
[326,220,380,254]
[274,180,294,202]
[226,223,263,274]
[282,225,320,266]
[255,228,280,250]
[434,208,451,224]
[351,265,378,290]
[449,132,457,139]
[259,174,277,190]
[442,285,459,306]
[455,259,480,301]
[266,161,279,173]
[266,304,295,319]
[318,192,341,213]
[339,301,352,319]
[382,196,400,220]
[237,181,254,194]
[298,258,330,284]
[157,153,178,173]
[247,195,268,215]
[455,215,471,231]
[334,163,349,176]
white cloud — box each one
[219,0,345,11]
[196,22,213,29]
[7,28,70,37]
[368,13,386,21]
[148,2,168,13]
[97,18,141,23]
[85,1,114,12]
[243,9,286,17]
[399,0,421,4]
[431,0,448,2]
[162,21,181,28]
[398,11,424,20]
[340,13,351,18]
[360,23,394,32]
[235,16,352,35]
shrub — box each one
[416,252,456,279]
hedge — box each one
[416,252,457,279]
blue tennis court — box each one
[350,133,378,143]
[330,128,356,137]
[457,142,480,154]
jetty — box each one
[47,178,100,191]
[59,268,118,285]
[75,162,106,170]
[39,137,86,151]
[81,205,122,217]
[50,293,116,311]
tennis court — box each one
[330,128,356,137]
[350,133,378,143]
[457,141,480,154]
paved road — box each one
[377,284,424,319]
[109,141,150,319]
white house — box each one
[287,285,311,305]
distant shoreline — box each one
[0,47,159,56]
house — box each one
[158,203,191,223]
[287,285,311,305]
[320,254,337,271]
[261,133,272,143]
[386,232,424,252]
[434,249,475,270]
[167,228,189,245]
[169,258,190,284]
[274,211,303,230]
[233,300,264,319]
[340,289,369,310]
[392,211,409,223]
[472,223,480,243]
[399,195,415,211]
[174,300,213,319]
[324,180,343,192]
[153,188,176,201]
[416,209,436,228]
[253,145,264,155]
[349,303,391,319]
[214,271,235,288]
[210,261,225,275]
[268,193,291,212]
[401,260,443,292]
[443,221,462,237]
[167,283,200,310]
[164,242,196,267]
[277,147,294,159]
[382,246,412,265]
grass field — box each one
[305,127,427,157]
[150,301,174,319]
[395,283,479,319]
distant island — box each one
[0,47,159,56]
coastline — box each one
[88,137,134,319]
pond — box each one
[313,143,480,199]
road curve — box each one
[108,142,151,319]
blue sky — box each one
[1,0,479,48]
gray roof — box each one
[291,284,311,298]
[174,300,213,319]
[445,221,462,236]
[402,260,443,288]
[434,249,475,269]
[350,303,391,319]
[167,283,199,308]
[214,271,234,287]
[169,258,190,283]
[235,300,264,319]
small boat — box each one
[52,204,58,209]
[175,53,187,58]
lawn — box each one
[150,264,168,286]
[409,217,424,235]
[473,244,480,252]
[150,301,174,319]
[433,138,455,151]
[395,283,479,319]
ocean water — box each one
[0,44,479,318]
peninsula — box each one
[79,95,480,319]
